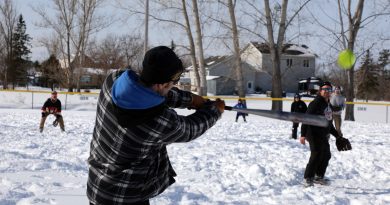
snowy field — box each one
[0,92,390,204]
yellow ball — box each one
[337,49,356,69]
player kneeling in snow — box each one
[39,91,65,132]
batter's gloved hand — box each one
[190,94,206,109]
[336,136,352,151]
[212,98,225,113]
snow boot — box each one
[304,178,314,187]
[313,176,329,185]
[292,128,297,139]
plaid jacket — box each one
[87,70,221,204]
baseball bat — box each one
[225,106,329,127]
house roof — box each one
[250,42,317,56]
[185,55,231,71]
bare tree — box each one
[89,35,124,68]
[88,34,142,72]
[263,0,287,111]
[118,34,144,72]
[226,0,245,98]
[309,0,390,120]
[33,0,109,92]
[0,0,17,89]
[181,0,201,93]
[116,0,149,56]
[144,0,149,54]
[116,0,207,94]
[263,0,312,111]
[33,0,78,91]
[73,0,108,92]
[38,33,62,61]
[191,0,208,95]
[339,0,364,121]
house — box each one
[187,56,242,95]
[187,42,316,95]
[59,55,113,89]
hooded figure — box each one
[290,93,307,139]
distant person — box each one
[234,99,247,122]
[87,46,225,205]
[330,86,345,136]
[290,93,307,139]
[39,91,65,132]
[300,81,351,187]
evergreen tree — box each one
[378,49,390,100]
[356,50,379,101]
[10,14,31,87]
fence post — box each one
[65,93,68,110]
[387,105,388,124]
[31,91,33,109]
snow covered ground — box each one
[0,93,390,204]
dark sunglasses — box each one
[321,87,333,92]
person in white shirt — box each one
[330,86,345,136]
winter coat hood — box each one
[111,70,165,110]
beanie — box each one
[140,46,184,84]
[320,81,332,89]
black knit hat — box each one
[140,46,184,84]
[320,81,332,89]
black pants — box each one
[292,122,299,139]
[304,135,331,179]
[235,113,247,122]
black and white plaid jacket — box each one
[87,70,221,204]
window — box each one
[247,81,252,89]
[80,75,92,83]
[303,59,309,67]
[286,59,293,67]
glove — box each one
[336,136,352,151]
[41,112,48,118]
[53,119,59,127]
[212,98,225,113]
[53,115,62,127]
[190,94,206,109]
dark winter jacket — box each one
[301,95,339,140]
[234,102,247,115]
[87,70,221,204]
[290,100,307,113]
[41,98,62,114]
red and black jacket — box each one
[41,98,62,114]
